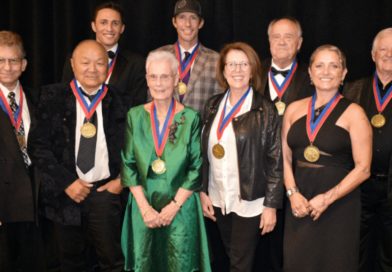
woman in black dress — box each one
[282,45,372,272]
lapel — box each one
[184,44,207,100]
[109,49,126,84]
[63,85,77,149]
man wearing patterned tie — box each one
[29,40,125,272]
[158,0,222,119]
[0,31,45,271]
[344,28,392,272]
[255,17,313,272]
[62,1,147,111]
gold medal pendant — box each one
[304,145,320,163]
[371,113,386,128]
[275,100,286,116]
[212,143,225,159]
[178,81,187,95]
[17,135,26,148]
[151,158,166,174]
[80,122,97,138]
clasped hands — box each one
[141,201,180,228]
[290,192,328,221]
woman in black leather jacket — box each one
[200,42,283,272]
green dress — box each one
[121,105,211,272]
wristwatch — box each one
[286,187,299,197]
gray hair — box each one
[372,27,392,54]
[267,17,302,38]
[146,50,179,76]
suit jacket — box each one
[260,59,313,106]
[158,43,223,118]
[28,83,126,226]
[0,87,39,223]
[62,47,147,111]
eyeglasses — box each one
[225,61,250,71]
[0,58,23,66]
[147,74,173,82]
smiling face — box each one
[172,12,204,49]
[71,41,108,93]
[223,49,252,93]
[0,45,27,89]
[309,49,347,93]
[146,59,179,103]
[91,8,125,50]
[372,32,392,77]
[268,19,303,68]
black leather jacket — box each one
[201,90,283,208]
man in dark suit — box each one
[0,31,45,271]
[255,17,312,272]
[62,1,147,111]
[29,40,125,272]
[344,27,392,272]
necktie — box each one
[8,91,29,167]
[271,66,290,77]
[107,50,116,59]
[182,51,191,84]
[76,91,98,174]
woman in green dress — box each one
[121,50,211,272]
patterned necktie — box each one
[182,51,191,84]
[76,91,98,174]
[8,91,29,167]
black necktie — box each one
[183,51,191,62]
[76,91,98,174]
[8,91,30,167]
[271,66,290,77]
[107,50,115,59]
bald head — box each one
[70,40,108,93]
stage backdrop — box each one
[1,0,391,89]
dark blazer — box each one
[28,83,126,226]
[260,59,313,105]
[62,47,147,110]
[0,87,39,223]
[201,91,283,208]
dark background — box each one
[1,0,391,89]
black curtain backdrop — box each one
[1,0,391,89]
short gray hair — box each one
[146,50,179,76]
[372,27,392,54]
[267,17,302,38]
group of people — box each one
[1,0,391,272]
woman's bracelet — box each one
[172,198,182,209]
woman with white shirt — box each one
[200,42,283,272]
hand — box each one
[289,192,311,218]
[260,207,277,235]
[97,178,123,194]
[159,201,180,227]
[141,206,161,228]
[199,192,216,221]
[308,194,329,221]
[65,179,92,203]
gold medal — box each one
[178,81,187,95]
[17,135,26,148]
[304,145,320,163]
[371,113,386,128]
[151,158,166,174]
[80,122,96,138]
[212,143,225,159]
[275,100,286,116]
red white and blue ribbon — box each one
[106,48,118,81]
[150,98,176,157]
[174,41,200,83]
[306,92,342,143]
[373,72,392,114]
[0,85,24,131]
[269,60,298,100]
[216,87,251,141]
[70,79,108,120]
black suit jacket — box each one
[62,47,147,110]
[28,83,126,226]
[0,87,39,223]
[260,59,313,105]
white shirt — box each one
[207,88,265,217]
[179,43,198,72]
[74,81,110,182]
[106,43,119,84]
[0,81,31,164]
[268,61,293,101]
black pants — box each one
[0,221,46,272]
[214,207,260,272]
[360,176,392,272]
[55,189,124,272]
